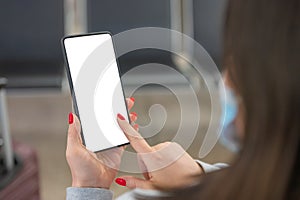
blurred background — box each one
[0,0,234,199]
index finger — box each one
[126,97,135,110]
[117,114,152,153]
[67,113,82,147]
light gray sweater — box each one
[66,161,228,200]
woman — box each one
[65,0,300,199]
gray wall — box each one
[88,0,170,34]
[0,0,64,88]
[0,0,226,87]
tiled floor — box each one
[5,87,234,199]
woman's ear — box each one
[223,70,234,90]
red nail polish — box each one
[117,113,125,120]
[131,112,137,117]
[134,124,139,129]
[69,113,73,124]
[115,178,126,186]
[130,97,135,102]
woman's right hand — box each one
[115,114,203,190]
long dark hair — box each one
[144,0,300,199]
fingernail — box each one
[69,113,73,124]
[130,97,135,102]
[117,113,125,120]
[115,178,126,186]
[131,112,137,117]
[134,124,139,129]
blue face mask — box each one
[219,82,240,152]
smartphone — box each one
[62,32,130,152]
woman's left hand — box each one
[66,98,137,189]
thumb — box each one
[67,113,82,147]
[115,176,153,189]
[73,114,82,143]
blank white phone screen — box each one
[64,34,129,152]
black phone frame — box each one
[61,31,131,153]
